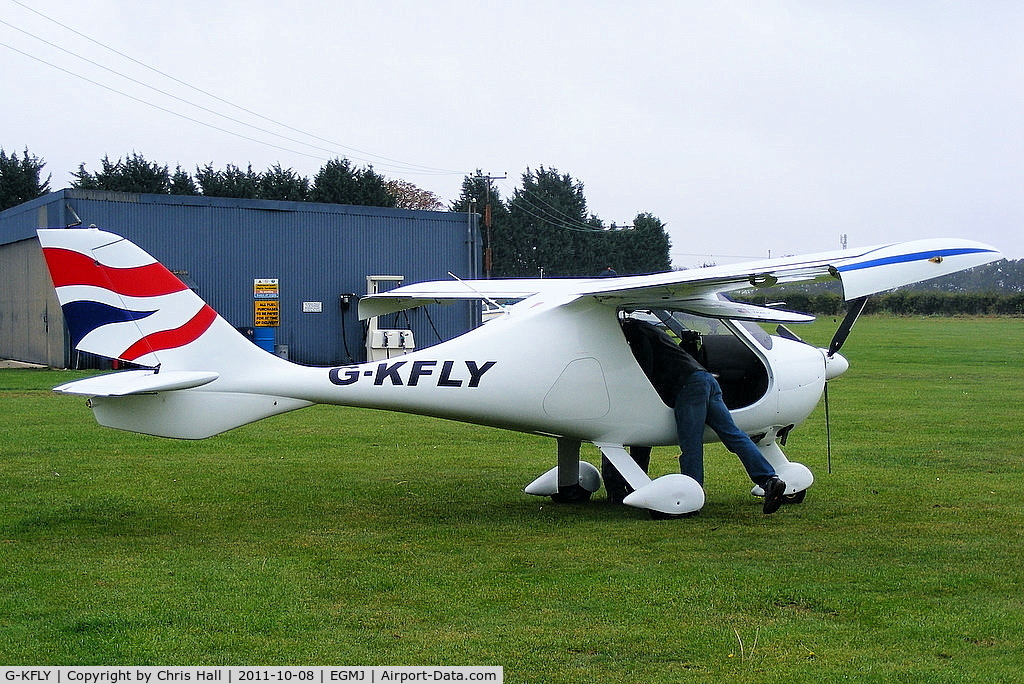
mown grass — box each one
[1,316,1023,681]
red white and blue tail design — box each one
[37,228,308,438]
[37,227,285,375]
[39,228,219,367]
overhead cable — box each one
[3,0,461,176]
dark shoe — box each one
[762,476,786,515]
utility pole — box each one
[475,172,507,278]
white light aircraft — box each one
[36,228,1001,517]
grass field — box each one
[2,316,1023,681]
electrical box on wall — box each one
[368,329,415,360]
[365,275,415,361]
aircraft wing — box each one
[357,278,593,320]
[359,238,1002,321]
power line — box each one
[3,0,462,177]
[502,179,596,230]
[507,194,612,234]
[499,180,609,233]
[0,39,336,164]
[0,20,349,164]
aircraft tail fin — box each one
[36,227,309,438]
[37,227,275,371]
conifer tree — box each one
[0,148,50,211]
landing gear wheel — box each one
[550,483,593,503]
[782,489,807,504]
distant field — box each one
[1,316,1022,682]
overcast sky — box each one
[3,0,1022,266]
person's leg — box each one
[702,373,776,485]
[674,374,710,486]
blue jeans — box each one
[674,370,776,487]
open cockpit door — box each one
[620,310,771,410]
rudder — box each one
[37,227,277,374]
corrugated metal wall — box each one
[1,189,481,367]
[0,237,66,367]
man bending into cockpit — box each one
[618,317,787,515]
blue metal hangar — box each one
[0,189,482,368]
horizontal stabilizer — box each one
[87,390,314,439]
[54,370,220,397]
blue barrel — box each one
[252,326,276,353]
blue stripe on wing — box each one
[836,247,995,273]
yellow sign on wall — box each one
[254,300,280,327]
[254,278,279,299]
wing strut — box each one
[828,296,869,357]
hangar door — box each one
[0,238,66,367]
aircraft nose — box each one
[823,350,850,380]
